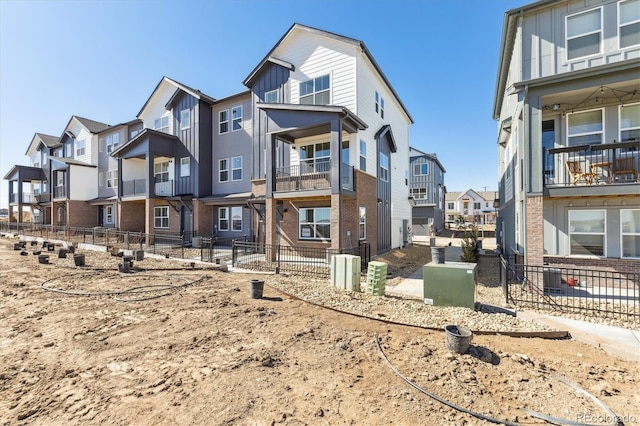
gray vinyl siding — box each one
[250,62,291,179]
[171,92,199,196]
[212,94,253,195]
[198,99,213,197]
[377,135,392,253]
[98,127,124,199]
[213,205,252,240]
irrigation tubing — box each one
[375,333,521,426]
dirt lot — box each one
[1,237,639,425]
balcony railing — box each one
[545,141,639,188]
[122,178,146,197]
[154,177,193,197]
[36,193,51,203]
[53,185,67,199]
[275,163,354,192]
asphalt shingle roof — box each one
[74,116,111,133]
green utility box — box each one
[366,261,387,296]
[423,261,477,309]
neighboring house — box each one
[493,0,640,271]
[445,189,497,226]
[409,147,446,236]
[112,76,215,240]
[0,208,8,218]
[244,23,413,255]
[4,132,58,224]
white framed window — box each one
[154,206,169,229]
[231,206,242,231]
[99,172,104,187]
[106,133,120,153]
[232,156,242,181]
[448,202,455,210]
[180,157,190,177]
[379,152,389,181]
[107,169,117,188]
[359,206,366,240]
[299,207,331,240]
[154,161,170,183]
[359,140,367,172]
[300,142,330,173]
[474,202,481,210]
[620,103,640,142]
[154,115,170,133]
[569,209,605,256]
[299,74,330,105]
[130,129,141,139]
[410,188,427,199]
[619,0,640,49]
[621,209,640,258]
[414,163,429,175]
[375,91,379,114]
[232,106,242,131]
[265,89,279,103]
[380,98,385,119]
[219,159,229,182]
[218,207,229,231]
[566,7,602,61]
[42,152,47,163]
[219,110,229,134]
[180,109,190,130]
[105,205,113,225]
[76,139,85,157]
[567,109,603,147]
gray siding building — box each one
[409,147,446,236]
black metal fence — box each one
[232,240,371,277]
[500,255,640,322]
[200,235,254,263]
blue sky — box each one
[0,0,527,208]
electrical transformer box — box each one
[423,261,477,309]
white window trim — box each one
[568,209,606,257]
[380,98,385,119]
[299,74,331,105]
[231,156,243,181]
[566,108,604,147]
[359,206,366,240]
[99,172,104,187]
[180,109,190,130]
[299,207,331,241]
[619,103,640,142]
[621,209,640,259]
[231,105,243,132]
[154,161,170,183]
[231,206,243,232]
[219,109,229,134]
[219,158,229,182]
[265,89,279,103]
[218,207,229,231]
[154,115,170,133]
[154,206,169,229]
[359,140,367,172]
[565,6,602,62]
[76,139,85,157]
[106,169,118,188]
[180,157,190,177]
[618,0,640,50]
[414,163,429,176]
[105,205,114,225]
[380,152,389,182]
[375,91,379,114]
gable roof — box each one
[74,116,111,133]
[244,23,413,124]
[243,56,295,87]
[410,149,447,174]
[137,76,216,118]
[375,124,397,153]
[25,133,60,155]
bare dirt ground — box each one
[1,237,639,425]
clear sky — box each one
[0,0,527,208]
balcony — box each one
[275,163,354,193]
[154,177,193,197]
[123,179,146,198]
[53,185,67,199]
[545,141,639,194]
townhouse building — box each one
[445,190,497,226]
[409,147,446,236]
[5,23,413,256]
[493,0,639,272]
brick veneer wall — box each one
[544,256,640,275]
[525,195,544,267]
[67,200,97,227]
[193,200,213,237]
[279,198,332,250]
[355,171,378,256]
[119,200,146,232]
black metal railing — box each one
[122,179,146,197]
[232,240,371,277]
[200,235,254,263]
[545,140,639,187]
[53,185,67,199]
[275,163,354,192]
[500,255,639,323]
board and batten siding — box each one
[520,0,640,80]
[275,31,357,112]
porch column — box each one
[146,154,154,197]
[117,158,123,199]
[265,134,276,198]
[145,198,154,236]
[525,194,544,268]
[330,119,343,250]
[265,198,277,260]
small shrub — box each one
[460,224,479,263]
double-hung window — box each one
[105,205,113,225]
[107,169,117,188]
[180,157,190,177]
[566,7,601,60]
[232,156,242,181]
[232,106,242,131]
[265,89,278,103]
[106,133,120,153]
[154,116,170,133]
[218,207,242,231]
[154,206,169,229]
[410,188,427,199]
[359,207,366,240]
[299,74,330,105]
[620,103,640,142]
[448,202,455,210]
[375,91,379,114]
[569,210,605,256]
[359,140,367,171]
[76,139,85,157]
[474,202,481,210]
[567,109,603,147]
[219,110,229,134]
[379,153,389,181]
[380,98,385,119]
[218,207,228,231]
[619,0,640,49]
[219,159,229,182]
[414,163,428,175]
[180,109,190,130]
[300,142,330,173]
[231,207,242,231]
[621,209,640,258]
[154,161,170,183]
[299,207,330,240]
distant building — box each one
[409,147,445,235]
[445,189,497,226]
[0,208,8,218]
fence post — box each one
[153,234,156,254]
[276,243,281,274]
[139,232,143,251]
[500,257,508,305]
[232,239,237,266]
[126,231,130,250]
[181,234,184,259]
[92,227,96,245]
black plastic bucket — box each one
[73,253,86,267]
[250,279,264,299]
[38,254,50,264]
[444,325,473,354]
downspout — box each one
[522,83,529,263]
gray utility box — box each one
[543,267,562,291]
[423,261,477,309]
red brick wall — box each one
[67,200,97,227]
[279,198,332,250]
[193,200,213,237]
[525,195,544,267]
[545,256,640,275]
[119,200,146,232]
[356,171,378,256]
